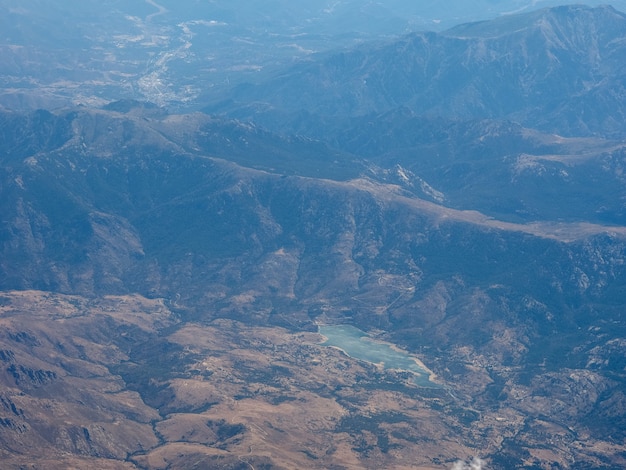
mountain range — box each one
[1,4,626,469]
[211,5,626,138]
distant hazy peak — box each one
[442,4,626,38]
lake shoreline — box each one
[317,324,441,388]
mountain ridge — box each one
[212,5,626,138]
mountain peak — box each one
[444,4,625,38]
[217,4,626,138]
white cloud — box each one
[451,457,486,470]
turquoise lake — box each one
[318,324,440,388]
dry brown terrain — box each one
[1,290,625,469]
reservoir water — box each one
[318,324,440,388]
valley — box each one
[2,1,626,111]
[2,3,626,469]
